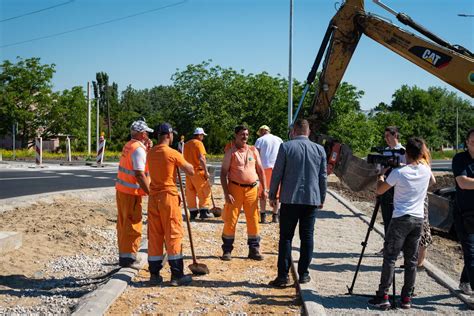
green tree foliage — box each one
[0,57,55,147]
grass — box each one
[0,149,121,161]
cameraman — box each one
[368,137,432,310]
[380,126,406,236]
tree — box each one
[0,57,55,147]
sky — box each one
[0,0,473,111]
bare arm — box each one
[254,150,267,199]
[135,170,150,195]
[220,150,233,203]
[199,153,210,179]
[180,162,195,176]
[456,175,474,190]
[376,175,393,195]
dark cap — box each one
[155,122,177,135]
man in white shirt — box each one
[368,137,432,310]
[255,125,283,223]
[381,126,406,234]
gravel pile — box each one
[2,227,118,315]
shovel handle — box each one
[208,180,218,209]
[176,168,198,265]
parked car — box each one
[428,186,456,237]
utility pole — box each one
[87,82,91,156]
[288,0,293,128]
[456,104,459,153]
[12,123,16,160]
[96,88,100,152]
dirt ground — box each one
[328,173,465,283]
[107,185,301,315]
[0,195,119,313]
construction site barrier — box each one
[35,137,42,166]
[66,137,72,162]
[96,136,106,166]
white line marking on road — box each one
[75,175,92,178]
[94,176,113,180]
[57,172,74,175]
[0,176,61,181]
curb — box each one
[72,244,148,316]
[327,189,474,310]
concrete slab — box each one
[0,231,22,253]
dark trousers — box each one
[277,203,317,279]
[380,188,394,234]
[455,210,474,288]
[377,215,423,298]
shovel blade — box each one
[189,263,209,275]
[210,207,223,217]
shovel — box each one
[209,182,223,217]
[176,168,210,275]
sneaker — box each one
[221,251,232,261]
[199,209,213,219]
[248,248,264,261]
[269,277,290,288]
[190,210,198,221]
[149,273,163,286]
[459,282,473,295]
[400,296,411,309]
[299,274,311,284]
[170,274,192,286]
[272,214,279,223]
[368,294,390,310]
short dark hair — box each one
[385,126,399,139]
[405,137,424,161]
[466,128,474,140]
[234,125,249,134]
[293,119,309,134]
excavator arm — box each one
[303,0,474,191]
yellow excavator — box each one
[294,0,474,191]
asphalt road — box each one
[0,160,448,200]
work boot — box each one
[149,273,163,286]
[190,210,198,221]
[272,213,279,223]
[269,276,290,288]
[248,247,264,261]
[221,251,232,261]
[260,212,266,224]
[170,274,192,286]
[199,208,213,219]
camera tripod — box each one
[346,196,397,309]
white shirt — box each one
[386,163,431,219]
[383,143,406,164]
[255,133,283,169]
[131,147,146,171]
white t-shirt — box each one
[386,163,431,219]
[131,147,146,171]
[254,133,283,169]
[383,143,406,164]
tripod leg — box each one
[392,269,396,308]
[347,198,381,295]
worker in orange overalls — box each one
[183,127,212,220]
[115,119,153,268]
[147,123,195,286]
[220,125,267,261]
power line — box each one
[0,0,75,23]
[1,0,188,48]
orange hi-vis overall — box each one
[222,145,261,253]
[183,139,211,211]
[147,144,188,277]
[115,139,149,263]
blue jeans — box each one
[277,203,317,279]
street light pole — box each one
[87,82,91,156]
[288,0,293,128]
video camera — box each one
[367,146,405,169]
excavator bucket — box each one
[333,144,379,192]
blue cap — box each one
[155,122,177,135]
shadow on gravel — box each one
[310,262,380,273]
[231,290,299,306]
[129,279,267,289]
[316,210,359,220]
